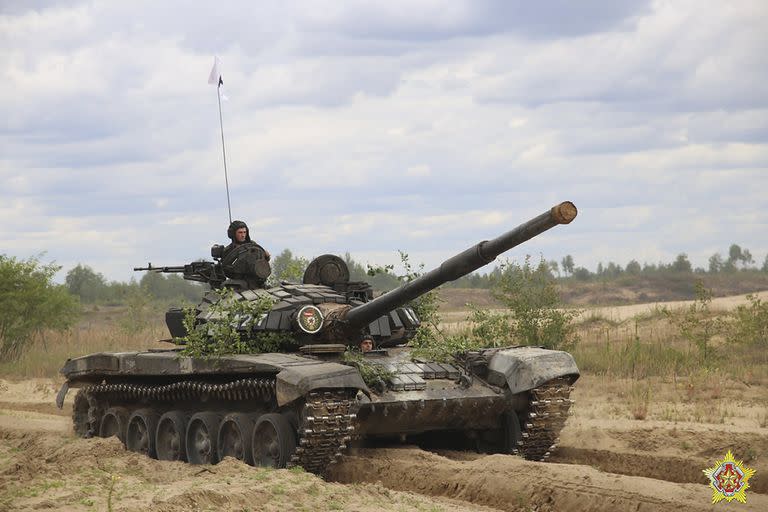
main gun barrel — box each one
[344,201,577,329]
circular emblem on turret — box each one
[297,305,324,334]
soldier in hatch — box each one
[225,220,271,261]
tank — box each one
[57,201,580,475]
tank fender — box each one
[275,362,369,406]
[486,346,580,395]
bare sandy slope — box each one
[1,379,766,511]
[576,290,767,322]
[440,290,767,324]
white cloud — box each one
[1,0,766,283]
[406,164,431,177]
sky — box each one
[2,0,767,282]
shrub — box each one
[665,281,724,363]
[727,293,768,347]
[491,256,580,350]
[413,256,579,362]
[0,255,80,361]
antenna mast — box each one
[217,83,232,224]
[209,56,232,224]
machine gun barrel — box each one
[133,264,186,273]
[344,201,577,329]
[133,261,223,286]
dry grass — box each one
[4,294,767,394]
[438,297,768,427]
[625,382,651,420]
[0,308,169,380]
[569,314,767,383]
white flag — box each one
[208,56,223,86]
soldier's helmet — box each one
[227,220,252,243]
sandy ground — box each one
[575,291,767,322]
[440,290,767,324]
[1,377,766,512]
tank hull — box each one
[59,345,578,474]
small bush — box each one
[118,287,153,334]
[727,293,768,347]
[491,256,580,350]
[0,255,80,361]
[665,281,724,364]
[627,382,651,420]
[413,256,580,362]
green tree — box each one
[727,244,743,268]
[671,253,692,273]
[561,254,574,276]
[139,272,204,303]
[344,252,400,291]
[741,248,754,268]
[269,249,309,284]
[572,267,591,281]
[625,260,641,275]
[0,255,80,361]
[762,254,768,272]
[708,253,723,273]
[605,262,622,277]
[65,264,108,302]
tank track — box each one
[71,379,355,475]
[516,376,575,461]
[291,390,356,475]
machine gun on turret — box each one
[134,241,272,290]
[133,261,227,288]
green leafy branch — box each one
[177,288,294,357]
[342,350,394,388]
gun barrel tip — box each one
[552,201,577,224]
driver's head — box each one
[360,337,373,352]
[227,220,251,243]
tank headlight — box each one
[297,305,324,334]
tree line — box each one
[446,243,768,288]
[42,241,768,306]
[1,244,765,363]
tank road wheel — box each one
[99,407,129,443]
[126,409,160,458]
[186,412,221,465]
[503,410,523,454]
[156,411,188,462]
[251,413,296,469]
[217,413,257,465]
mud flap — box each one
[56,381,69,409]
